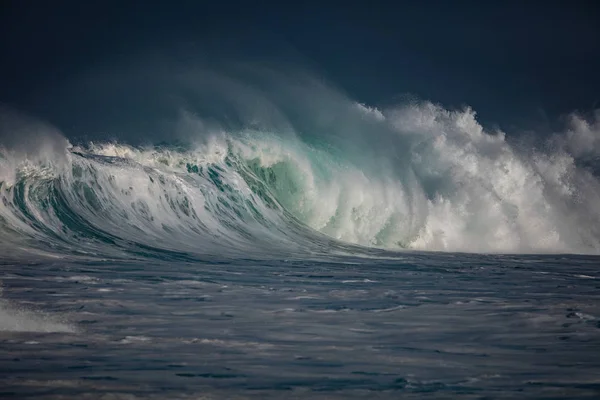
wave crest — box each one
[1,101,600,258]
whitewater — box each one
[2,101,600,259]
[1,73,600,399]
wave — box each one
[1,98,600,259]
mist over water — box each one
[1,65,600,257]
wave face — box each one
[1,99,600,259]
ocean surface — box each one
[1,253,600,399]
[1,82,600,398]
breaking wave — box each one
[2,91,600,259]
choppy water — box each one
[1,253,599,399]
[2,68,600,399]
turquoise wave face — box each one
[0,135,353,262]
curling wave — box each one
[1,101,600,260]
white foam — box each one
[220,101,600,253]
[0,301,74,333]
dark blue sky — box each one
[1,0,599,136]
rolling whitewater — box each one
[1,73,600,398]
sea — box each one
[1,86,599,399]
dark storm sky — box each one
[1,0,599,136]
